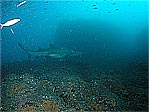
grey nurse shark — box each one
[18,42,82,59]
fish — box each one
[17,0,26,7]
[44,8,47,10]
[112,3,116,5]
[93,7,98,9]
[0,18,20,29]
[18,42,82,59]
[115,8,119,11]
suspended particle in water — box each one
[112,3,116,5]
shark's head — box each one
[68,49,82,57]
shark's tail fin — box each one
[18,42,31,59]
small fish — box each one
[17,0,26,7]
[92,4,96,6]
[112,3,116,5]
[115,8,119,11]
[93,7,98,9]
[10,28,14,34]
[0,18,20,29]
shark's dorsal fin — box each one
[49,43,55,49]
[38,46,42,51]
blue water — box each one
[1,0,148,111]
[1,0,148,66]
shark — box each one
[18,42,82,59]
